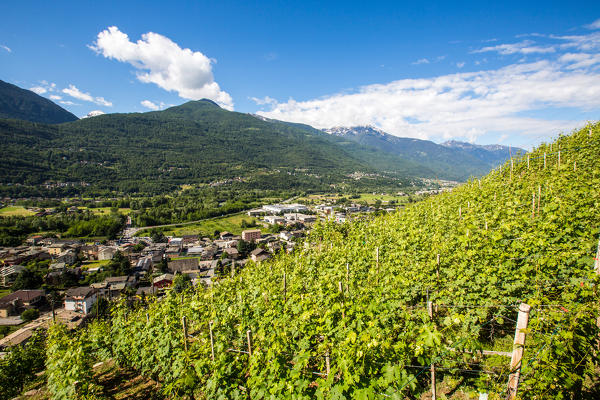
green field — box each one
[0,288,10,298]
[80,260,111,270]
[0,206,37,217]
[80,207,132,215]
[141,213,259,237]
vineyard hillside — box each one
[42,123,600,399]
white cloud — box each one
[257,60,600,143]
[141,100,160,110]
[60,101,77,106]
[559,53,600,69]
[49,95,62,100]
[250,96,278,106]
[90,26,233,110]
[62,84,112,106]
[413,58,430,65]
[30,86,47,95]
[585,18,600,30]
[456,62,466,68]
[0,45,11,53]
[472,40,556,55]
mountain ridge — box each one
[0,79,78,124]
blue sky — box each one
[1,1,600,149]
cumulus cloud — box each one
[30,86,47,95]
[62,84,113,106]
[141,100,160,110]
[0,45,11,53]
[257,60,600,143]
[90,26,233,110]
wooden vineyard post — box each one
[537,185,541,216]
[339,281,345,319]
[283,272,287,304]
[527,154,530,170]
[510,158,513,180]
[558,150,561,168]
[427,290,436,399]
[574,161,577,171]
[459,206,462,219]
[346,262,350,293]
[209,321,215,361]
[531,192,535,219]
[506,303,531,400]
[376,247,380,283]
[325,352,331,377]
[182,316,188,352]
[246,329,253,357]
[544,153,546,169]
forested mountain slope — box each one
[45,123,600,399]
[0,80,78,124]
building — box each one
[168,258,199,273]
[98,246,118,260]
[0,289,45,317]
[0,264,26,286]
[241,229,261,242]
[250,248,270,262]
[264,215,285,225]
[64,287,97,315]
[153,273,174,289]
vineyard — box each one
[41,123,600,399]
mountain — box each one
[0,79,78,123]
[323,125,524,180]
[0,100,422,196]
[441,140,526,165]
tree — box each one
[237,239,256,258]
[11,269,43,291]
[172,274,192,293]
[21,308,40,322]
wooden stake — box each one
[589,127,592,137]
[485,220,488,230]
[531,192,535,219]
[325,352,331,377]
[283,272,287,304]
[558,150,561,168]
[376,247,380,282]
[427,291,436,399]
[527,154,530,170]
[510,158,514,180]
[459,206,462,219]
[574,161,577,171]
[544,153,546,169]
[339,281,345,319]
[209,321,215,361]
[182,316,188,352]
[507,303,531,400]
[346,262,350,293]
[537,185,541,216]
[246,329,253,357]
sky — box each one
[1,1,600,149]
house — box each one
[168,258,199,273]
[153,273,174,289]
[250,248,270,262]
[182,235,199,245]
[64,287,97,315]
[241,229,261,242]
[48,243,67,256]
[26,235,43,245]
[265,215,285,225]
[49,262,66,271]
[0,290,45,317]
[223,247,240,259]
[98,246,118,260]
[55,249,77,265]
[186,246,204,256]
[246,209,264,217]
[0,264,26,286]
[219,231,234,239]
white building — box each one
[64,287,97,315]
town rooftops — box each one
[0,289,45,305]
[65,286,96,300]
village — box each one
[0,200,384,352]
